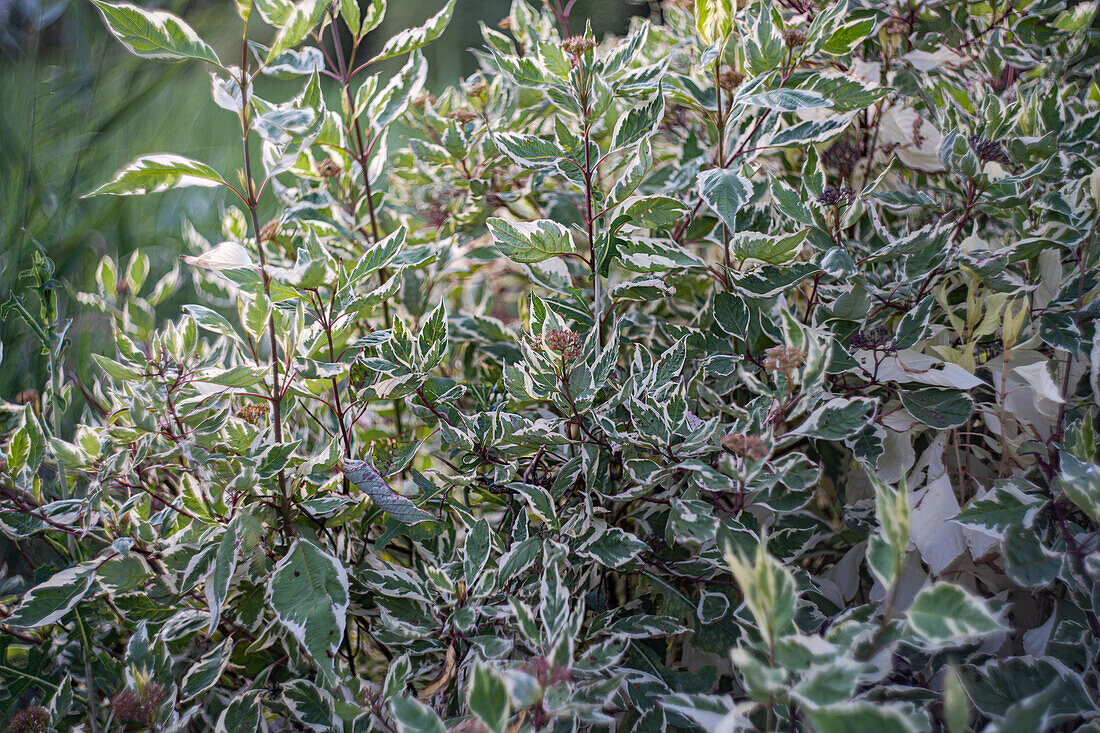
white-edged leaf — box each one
[907,582,1005,644]
[87,154,226,197]
[486,218,576,263]
[698,167,752,231]
[367,0,456,65]
[341,458,437,524]
[92,1,220,65]
[267,540,349,685]
[5,563,97,628]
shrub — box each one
[2,0,1099,731]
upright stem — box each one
[714,59,731,274]
[582,122,602,350]
[239,32,292,530]
[333,12,405,434]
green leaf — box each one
[180,639,231,700]
[5,563,97,628]
[793,397,876,440]
[694,0,732,44]
[282,679,338,731]
[468,663,510,733]
[907,582,1005,644]
[1002,525,1060,587]
[623,196,689,228]
[91,1,220,64]
[494,133,568,169]
[486,218,576,263]
[804,703,921,733]
[216,691,263,733]
[730,230,806,265]
[463,519,491,588]
[618,239,707,272]
[953,481,1042,537]
[577,525,649,568]
[698,168,752,232]
[266,0,328,61]
[87,154,227,197]
[367,0,456,65]
[205,520,241,634]
[901,388,974,429]
[1057,453,1100,524]
[509,481,559,530]
[611,94,664,151]
[821,16,877,55]
[865,471,910,589]
[894,295,935,350]
[268,540,349,685]
[339,0,361,35]
[341,458,437,524]
[197,365,268,388]
[731,261,820,298]
[744,5,785,74]
[390,696,446,733]
[371,52,428,131]
[738,88,833,112]
[183,304,243,343]
[725,545,796,645]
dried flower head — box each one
[763,345,806,376]
[848,326,897,354]
[450,719,492,733]
[236,403,269,424]
[817,186,856,208]
[259,220,280,243]
[467,80,487,100]
[967,134,1012,165]
[543,329,583,360]
[6,706,49,733]
[316,158,341,178]
[884,18,908,35]
[783,28,807,48]
[112,683,165,726]
[721,432,769,461]
[449,109,479,124]
[562,36,596,57]
[16,389,39,407]
[718,68,745,91]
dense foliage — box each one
[2,0,1100,730]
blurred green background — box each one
[0,0,648,401]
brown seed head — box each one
[763,345,806,377]
[6,706,49,733]
[562,36,596,57]
[543,329,583,360]
[111,683,165,726]
[316,158,341,178]
[450,109,479,124]
[721,433,769,461]
[16,389,39,407]
[236,403,269,424]
[718,68,745,91]
[783,28,807,48]
[259,220,279,243]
